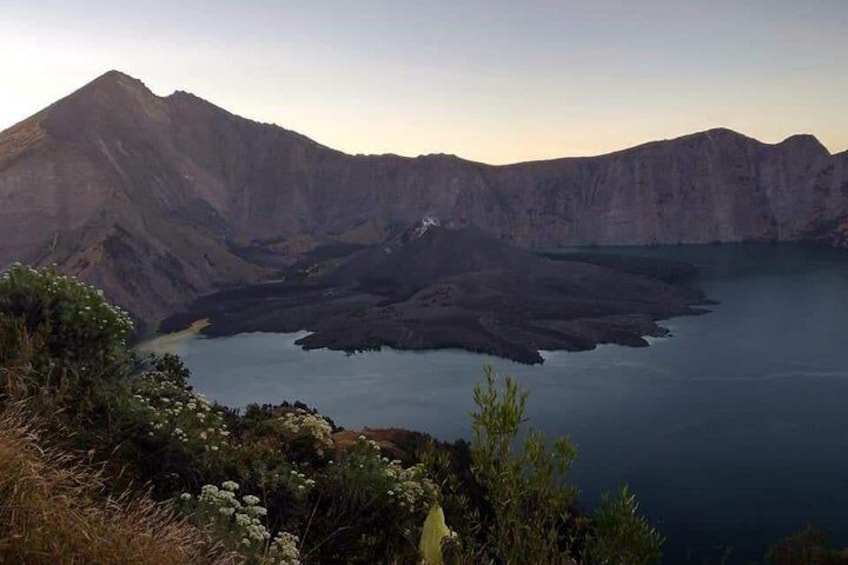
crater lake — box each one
[164,244,848,564]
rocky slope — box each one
[1,70,845,325]
[161,225,708,363]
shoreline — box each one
[134,318,211,356]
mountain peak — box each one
[686,127,752,143]
[71,70,153,100]
[40,70,165,141]
[778,133,829,155]
[91,69,147,87]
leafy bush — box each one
[427,366,663,565]
[584,485,664,565]
[104,357,235,495]
[0,264,132,370]
[765,525,848,565]
[0,264,133,420]
[428,366,582,564]
[299,435,439,563]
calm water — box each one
[173,245,848,564]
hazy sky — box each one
[1,0,846,163]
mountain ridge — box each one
[1,70,846,326]
[6,71,836,165]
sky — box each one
[1,0,846,164]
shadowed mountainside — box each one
[1,70,846,325]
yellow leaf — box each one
[419,504,454,564]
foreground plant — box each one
[0,404,232,564]
[584,485,664,565]
[427,366,663,565]
[419,504,456,565]
[765,525,848,565]
[463,366,580,563]
[182,480,301,564]
[0,264,132,371]
[300,434,440,563]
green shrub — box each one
[0,264,132,369]
[299,435,439,563]
[452,366,581,564]
[427,367,663,565]
[0,264,133,417]
[104,358,235,495]
[584,485,664,565]
[765,525,848,565]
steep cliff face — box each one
[1,70,845,324]
[494,130,845,246]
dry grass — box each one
[0,325,40,402]
[0,404,236,565]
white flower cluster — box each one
[194,481,270,545]
[278,409,334,455]
[267,531,302,565]
[287,467,317,494]
[132,372,230,452]
[352,436,440,515]
[0,264,133,336]
[183,481,301,565]
[385,462,439,514]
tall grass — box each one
[0,404,236,565]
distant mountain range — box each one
[1,70,846,327]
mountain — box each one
[161,225,708,363]
[1,70,846,326]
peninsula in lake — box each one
[1,71,846,341]
[161,219,708,363]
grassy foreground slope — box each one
[0,405,234,564]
